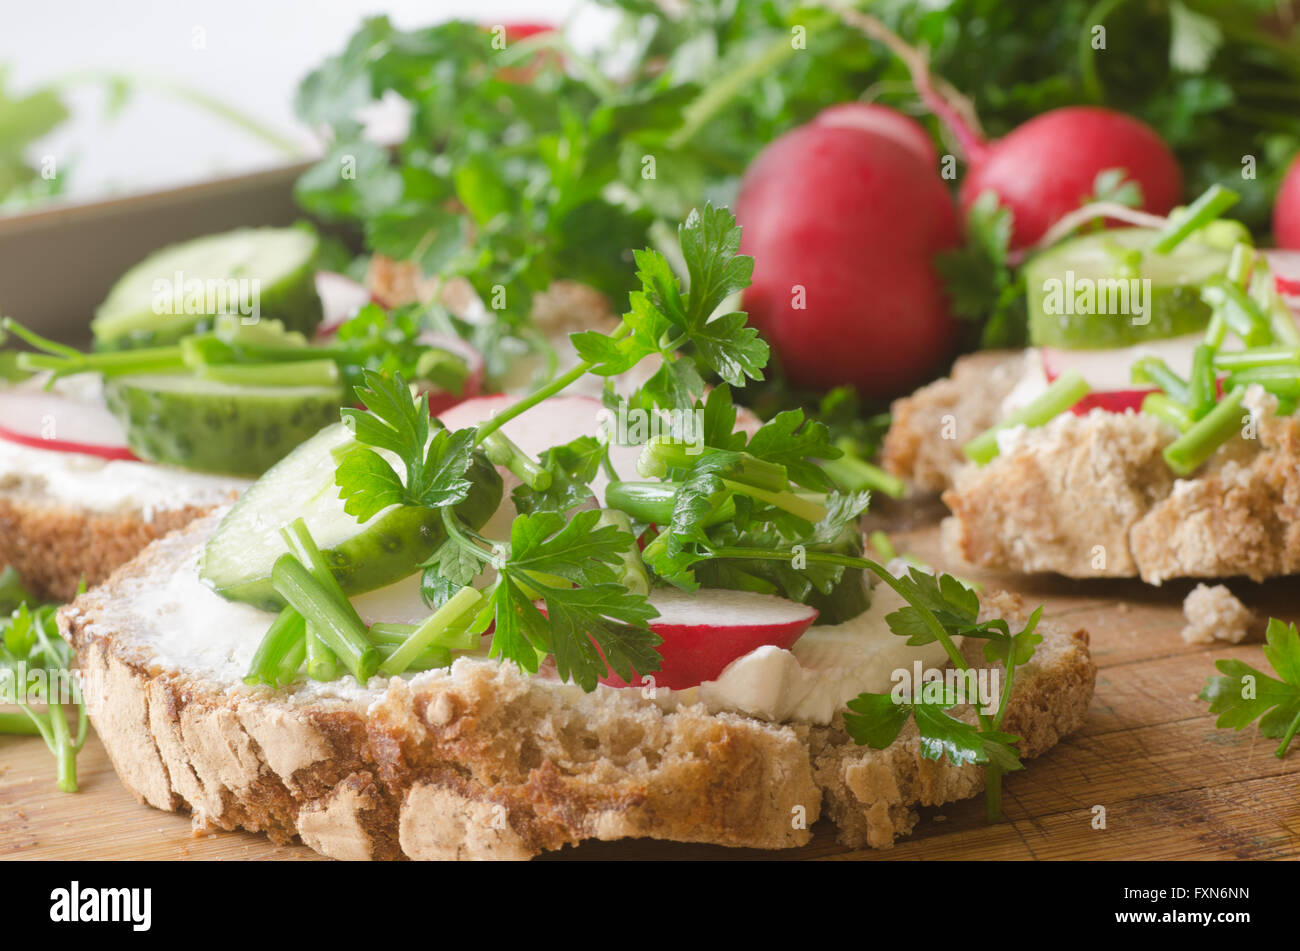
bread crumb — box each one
[1181,584,1256,645]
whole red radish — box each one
[736,122,959,397]
[812,102,936,167]
[837,10,1181,249]
[958,107,1182,249]
[1274,152,1300,250]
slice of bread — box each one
[61,514,1095,859]
[883,353,1300,582]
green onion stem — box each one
[271,555,378,682]
[719,478,828,523]
[1140,392,1193,432]
[198,358,340,387]
[305,626,339,681]
[1151,185,1239,253]
[379,586,484,677]
[820,450,906,499]
[1226,367,1300,399]
[963,371,1090,465]
[1131,357,1191,403]
[1188,344,1217,421]
[868,531,898,562]
[244,606,307,686]
[1212,347,1300,370]
[1163,386,1247,477]
[597,509,651,597]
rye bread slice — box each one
[60,514,1095,859]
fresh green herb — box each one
[936,190,1027,349]
[1151,184,1239,253]
[0,574,87,792]
[1200,618,1300,759]
[963,371,1090,465]
[1163,385,1247,477]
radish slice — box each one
[1264,250,1300,303]
[0,387,139,461]
[599,588,818,691]
[437,394,642,507]
[314,271,379,339]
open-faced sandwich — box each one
[884,188,1300,582]
[58,209,1094,858]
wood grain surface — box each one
[3,522,1298,861]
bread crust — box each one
[0,494,212,601]
[62,517,1095,859]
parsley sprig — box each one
[1200,618,1300,758]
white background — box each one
[0,0,612,202]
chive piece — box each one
[1130,356,1191,404]
[244,606,307,686]
[603,480,737,528]
[1212,347,1300,371]
[1163,386,1247,477]
[375,642,453,672]
[1151,185,1239,254]
[1204,279,1273,347]
[272,555,378,682]
[366,623,418,644]
[305,626,339,681]
[275,633,307,685]
[1140,392,1193,433]
[17,345,185,379]
[1225,367,1300,400]
[379,586,484,677]
[281,518,353,613]
[868,530,898,562]
[1269,295,1300,348]
[1226,243,1254,288]
[197,358,340,387]
[481,430,552,491]
[1204,311,1228,349]
[1188,344,1217,421]
[963,371,1090,465]
[719,478,829,523]
[821,438,906,499]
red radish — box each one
[314,271,381,339]
[1042,343,1156,415]
[838,10,1181,249]
[736,124,959,397]
[0,388,139,461]
[958,107,1182,249]
[812,102,936,167]
[598,588,818,691]
[1274,153,1300,250]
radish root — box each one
[832,5,988,162]
[1028,202,1169,258]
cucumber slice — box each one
[200,423,502,610]
[103,373,344,476]
[1025,228,1230,349]
[92,227,323,350]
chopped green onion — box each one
[598,509,650,597]
[1188,344,1217,421]
[244,606,307,686]
[963,371,1091,465]
[1269,295,1300,348]
[305,626,339,681]
[1212,347,1300,371]
[197,358,340,387]
[1163,386,1247,477]
[1202,278,1272,346]
[1225,366,1300,400]
[374,641,452,672]
[415,348,469,396]
[1130,357,1192,403]
[638,437,789,492]
[820,437,906,498]
[271,555,378,682]
[1140,392,1193,433]
[719,478,828,523]
[1226,243,1254,288]
[379,586,484,677]
[1151,185,1239,254]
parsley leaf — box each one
[843,692,1024,772]
[746,409,840,491]
[935,190,1027,350]
[1200,618,1300,758]
[336,370,475,520]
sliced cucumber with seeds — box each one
[1025,228,1230,349]
[200,423,503,610]
[93,227,323,350]
[103,373,344,477]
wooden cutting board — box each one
[4,522,1299,861]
